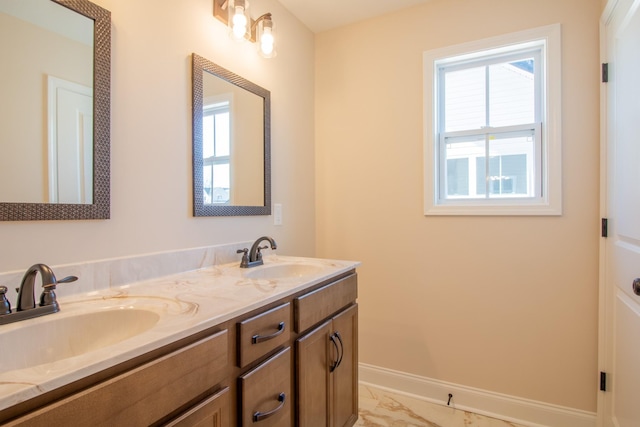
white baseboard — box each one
[359,363,597,427]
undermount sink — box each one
[243,263,324,280]
[3,308,160,372]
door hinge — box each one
[602,218,608,237]
[600,371,607,391]
[602,63,609,83]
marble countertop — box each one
[0,255,359,412]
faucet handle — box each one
[0,286,11,315]
[255,245,270,261]
[40,276,77,307]
[237,248,250,268]
[57,275,78,285]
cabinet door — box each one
[239,347,292,427]
[164,387,229,427]
[296,320,332,427]
[331,304,358,427]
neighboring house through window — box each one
[423,24,562,215]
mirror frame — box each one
[0,0,110,221]
[192,53,271,216]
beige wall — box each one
[316,0,600,412]
[0,0,316,271]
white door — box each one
[47,76,93,204]
[600,0,640,425]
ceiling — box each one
[276,0,434,33]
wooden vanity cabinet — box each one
[1,270,358,427]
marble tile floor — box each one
[356,384,528,427]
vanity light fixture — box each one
[214,0,277,58]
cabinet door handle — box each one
[329,332,344,372]
[253,392,286,422]
[252,322,285,344]
[334,331,344,370]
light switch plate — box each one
[274,203,282,225]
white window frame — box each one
[423,24,562,216]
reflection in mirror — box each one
[192,54,271,216]
[0,0,110,221]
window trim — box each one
[423,24,562,216]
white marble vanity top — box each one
[0,254,359,412]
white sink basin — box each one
[3,308,160,372]
[243,263,324,280]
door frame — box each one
[598,3,613,425]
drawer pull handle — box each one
[252,321,285,344]
[329,331,344,372]
[253,392,286,422]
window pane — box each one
[444,66,486,132]
[211,163,230,204]
[444,137,485,199]
[489,59,535,127]
[203,115,214,158]
[214,111,230,156]
[446,158,469,196]
[203,164,212,204]
[487,133,534,197]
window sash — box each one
[436,45,543,205]
[437,48,542,134]
[438,123,542,203]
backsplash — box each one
[0,242,251,306]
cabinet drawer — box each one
[7,330,229,427]
[239,347,292,427]
[295,273,357,333]
[164,386,230,427]
[238,303,290,367]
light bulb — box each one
[260,27,274,56]
[231,5,247,39]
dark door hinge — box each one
[600,371,607,391]
[602,218,608,238]
[602,63,609,83]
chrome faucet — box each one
[237,236,277,268]
[0,263,77,325]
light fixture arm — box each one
[251,13,272,31]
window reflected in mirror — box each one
[203,100,231,204]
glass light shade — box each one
[257,17,276,58]
[228,0,249,41]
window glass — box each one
[489,59,535,127]
[444,66,486,132]
[214,111,230,156]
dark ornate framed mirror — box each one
[192,53,271,216]
[0,0,110,221]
